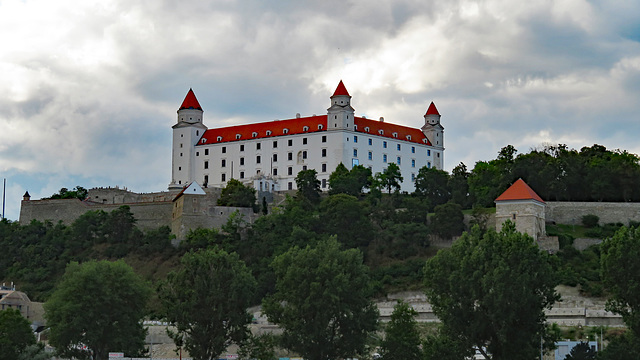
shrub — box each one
[582,214,599,228]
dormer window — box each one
[266,130,272,136]
[303,126,309,132]
[252,132,258,138]
[422,139,428,144]
[236,134,241,139]
[318,124,323,130]
[378,130,384,135]
[354,125,358,130]
[406,135,412,140]
[216,136,223,142]
[392,132,398,138]
[364,127,369,132]
[283,128,289,134]
[201,138,207,144]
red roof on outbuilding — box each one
[495,179,545,203]
[179,89,202,111]
[332,80,350,97]
[425,102,440,116]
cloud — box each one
[1,0,640,220]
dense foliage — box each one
[262,238,378,360]
[45,260,151,360]
[0,308,37,360]
[159,248,256,360]
[424,222,559,360]
[380,301,422,360]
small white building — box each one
[495,179,546,240]
[168,81,445,193]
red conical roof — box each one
[495,179,545,203]
[332,80,350,97]
[179,89,202,111]
[425,102,440,116]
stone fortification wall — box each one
[546,202,640,226]
[87,187,178,204]
[19,198,173,231]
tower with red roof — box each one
[168,82,446,193]
[421,101,444,169]
[494,179,546,240]
[169,89,208,190]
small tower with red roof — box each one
[327,80,355,131]
[169,89,208,190]
[495,179,546,240]
[421,101,444,168]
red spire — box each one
[425,102,440,116]
[495,179,545,203]
[332,80,350,97]
[179,89,202,111]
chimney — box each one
[379,117,384,122]
[296,113,301,118]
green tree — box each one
[0,308,36,360]
[159,248,257,360]
[423,223,559,360]
[329,163,372,196]
[16,344,52,360]
[430,202,464,239]
[414,166,450,210]
[295,169,321,206]
[47,186,88,200]
[45,260,151,360]
[374,163,403,194]
[262,238,378,360]
[449,162,470,208]
[218,179,257,209]
[318,194,374,249]
[380,301,422,360]
[238,334,278,360]
[564,341,596,360]
[601,226,640,337]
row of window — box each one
[211,126,326,142]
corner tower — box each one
[169,89,208,190]
[327,80,355,130]
[421,102,445,168]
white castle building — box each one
[168,81,445,192]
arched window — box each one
[283,128,289,134]
[378,130,384,135]
[303,126,309,132]
[318,124,323,130]
[392,132,398,138]
[216,136,223,142]
[252,132,258,138]
[236,134,241,140]
[406,135,412,140]
[201,138,207,144]
[266,130,272,136]
[364,127,369,132]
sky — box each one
[1,0,640,220]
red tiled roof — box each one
[495,179,545,203]
[425,102,440,116]
[179,89,202,111]
[198,115,327,145]
[354,117,431,145]
[197,115,431,146]
[332,80,350,97]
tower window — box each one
[322,149,327,157]
[427,150,431,156]
[257,143,261,150]
[240,157,245,166]
[273,168,278,176]
[273,154,278,162]
[240,171,245,179]
[383,141,387,149]
[221,173,226,182]
[397,157,401,165]
[411,159,415,168]
[303,138,308,145]
[368,138,372,146]
[397,144,401,151]
[322,135,327,143]
[288,139,293,146]
[288,152,293,161]
[240,145,244,151]
[288,167,293,175]
[273,140,278,148]
[204,161,209,169]
[222,146,226,153]
[353,149,358,157]
[205,149,209,155]
[303,151,307,159]
[354,136,358,143]
[411,146,415,153]
[322,163,327,172]
[368,151,372,160]
[257,155,261,164]
[221,159,226,167]
[383,154,387,163]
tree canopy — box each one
[602,226,640,337]
[44,260,151,360]
[423,222,559,360]
[217,179,257,209]
[159,248,256,360]
[380,301,422,360]
[262,238,378,360]
[0,308,37,360]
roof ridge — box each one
[495,179,545,203]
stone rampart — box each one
[546,202,640,226]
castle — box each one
[169,81,445,192]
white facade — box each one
[169,82,445,193]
